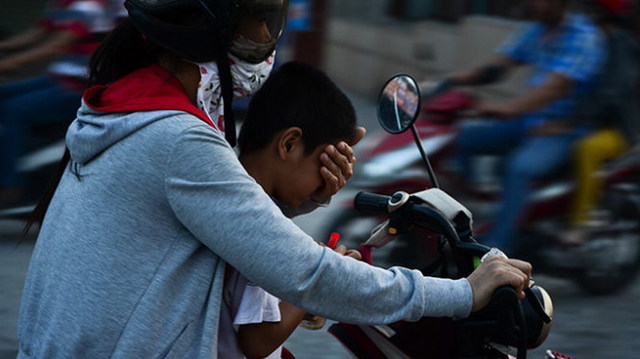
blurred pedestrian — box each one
[447,0,607,255]
[0,0,126,206]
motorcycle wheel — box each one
[320,209,439,270]
[575,187,640,295]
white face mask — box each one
[194,52,275,132]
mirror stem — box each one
[411,124,439,188]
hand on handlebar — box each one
[467,255,533,312]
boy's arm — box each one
[236,247,362,359]
[237,302,307,359]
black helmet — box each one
[125,0,289,63]
[125,0,289,147]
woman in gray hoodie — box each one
[17,1,533,358]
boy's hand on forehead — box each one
[310,127,366,203]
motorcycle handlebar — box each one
[354,192,391,214]
[355,191,460,243]
[353,191,552,358]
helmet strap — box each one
[216,46,236,147]
[197,0,236,146]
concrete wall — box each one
[322,15,532,100]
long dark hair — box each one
[24,19,163,235]
[88,19,164,86]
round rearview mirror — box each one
[377,74,421,134]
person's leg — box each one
[570,129,628,224]
[484,135,574,255]
[0,76,81,190]
[456,119,525,180]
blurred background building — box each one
[4,0,637,99]
[0,0,551,92]
[324,0,529,99]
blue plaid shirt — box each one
[499,14,607,129]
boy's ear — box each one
[277,127,304,160]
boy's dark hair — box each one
[238,61,357,156]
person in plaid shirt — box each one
[446,0,607,256]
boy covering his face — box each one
[218,61,362,358]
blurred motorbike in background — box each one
[0,98,250,220]
[327,74,562,359]
[0,113,65,219]
[321,78,640,295]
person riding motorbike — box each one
[16,1,533,358]
[445,0,607,256]
[0,0,127,208]
[562,0,640,245]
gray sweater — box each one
[17,101,472,358]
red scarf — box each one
[83,64,216,128]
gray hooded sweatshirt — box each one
[17,66,472,358]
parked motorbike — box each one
[321,78,640,295]
[327,74,561,359]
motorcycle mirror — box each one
[377,74,421,134]
[377,74,440,188]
